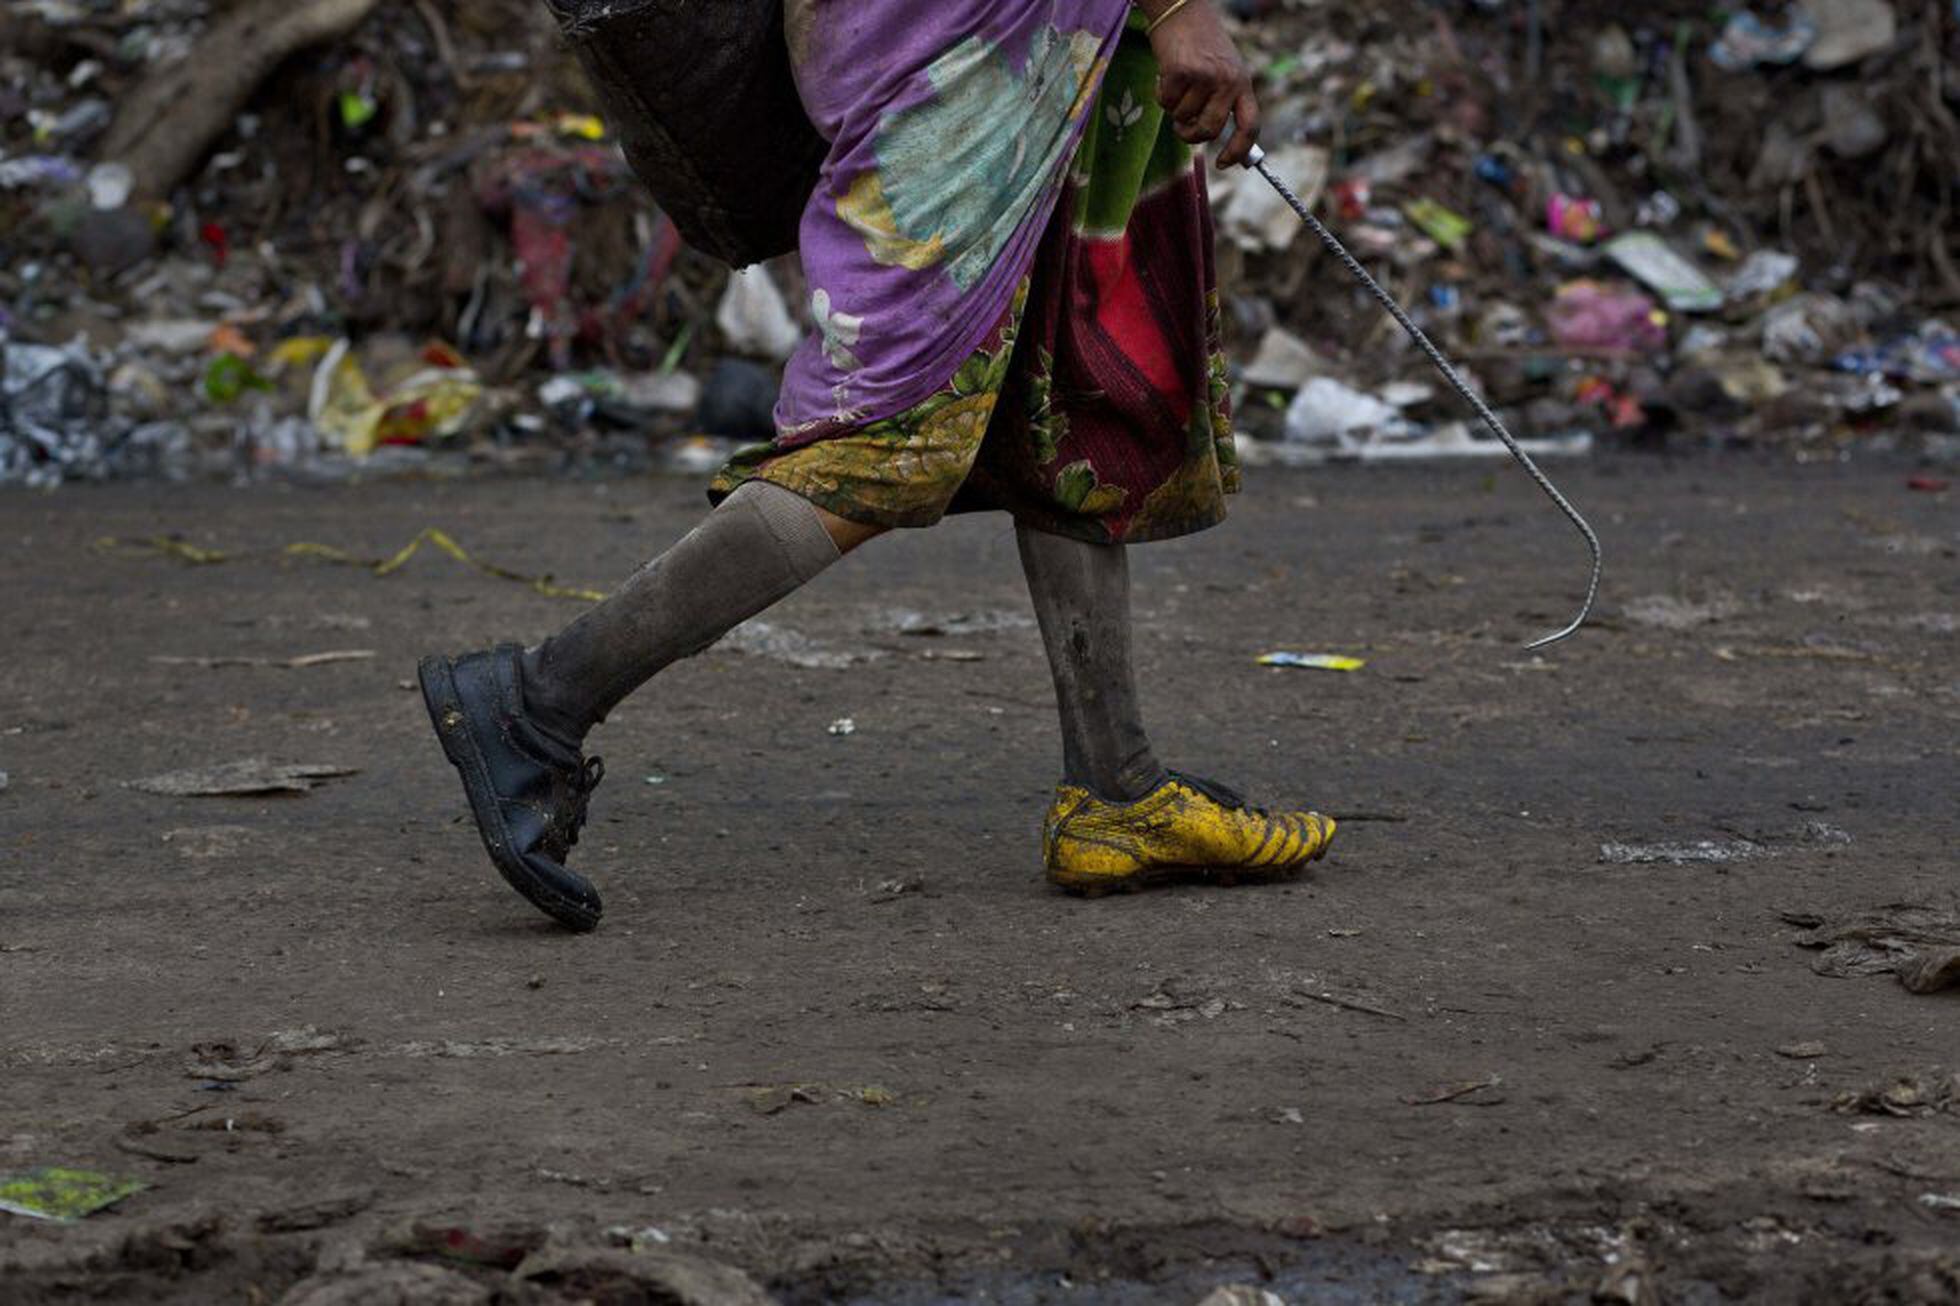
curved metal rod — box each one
[1246,144,1602,649]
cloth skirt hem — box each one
[706,467,1234,545]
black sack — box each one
[544,0,825,268]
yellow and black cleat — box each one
[1043,772,1336,894]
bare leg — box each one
[521,482,883,742]
[1016,523,1168,803]
[817,507,885,553]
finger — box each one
[1174,86,1232,146]
[1170,81,1210,127]
[1155,69,1191,113]
[1217,86,1260,168]
[1192,85,1236,142]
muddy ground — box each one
[2,455,1956,1304]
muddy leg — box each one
[1017,524,1168,803]
[522,482,872,743]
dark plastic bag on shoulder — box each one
[544,0,825,268]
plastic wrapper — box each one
[1546,281,1668,354]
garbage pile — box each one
[2,0,1956,486]
[1215,0,1960,462]
[2,0,761,486]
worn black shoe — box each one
[418,645,605,931]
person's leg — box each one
[420,480,880,930]
[1017,523,1335,893]
[1015,523,1167,803]
[522,481,877,744]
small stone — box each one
[1777,1040,1829,1060]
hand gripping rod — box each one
[1243,141,1602,649]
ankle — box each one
[518,644,591,749]
[1069,758,1168,805]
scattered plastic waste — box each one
[1709,9,1818,70]
[0,1167,146,1222]
[203,352,271,404]
[869,609,1035,638]
[475,143,663,371]
[1604,233,1723,314]
[1604,821,1855,867]
[1574,376,1645,428]
[1546,282,1667,354]
[2,337,106,486]
[1835,326,1960,384]
[1725,251,1800,302]
[1283,377,1414,447]
[1258,652,1367,672]
[716,266,803,362]
[1241,328,1329,389]
[310,341,488,457]
[1600,838,1764,865]
[1802,0,1898,71]
[1219,144,1330,251]
[2,0,1951,486]
[1403,198,1471,252]
[718,620,885,670]
[1545,193,1605,244]
[1762,295,1862,365]
[1347,425,1594,462]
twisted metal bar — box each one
[1246,144,1602,649]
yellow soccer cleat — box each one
[1042,772,1336,894]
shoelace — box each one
[559,755,605,849]
[1170,770,1251,813]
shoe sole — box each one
[418,655,602,932]
[1048,818,1337,898]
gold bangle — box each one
[1145,0,1194,35]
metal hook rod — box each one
[1243,142,1602,649]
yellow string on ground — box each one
[92,529,609,603]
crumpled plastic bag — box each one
[1545,281,1668,354]
[1283,376,1413,448]
[309,340,487,458]
[3,336,197,486]
[1761,293,1862,365]
[2,337,107,486]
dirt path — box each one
[2,456,1956,1303]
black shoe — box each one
[418,645,606,931]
